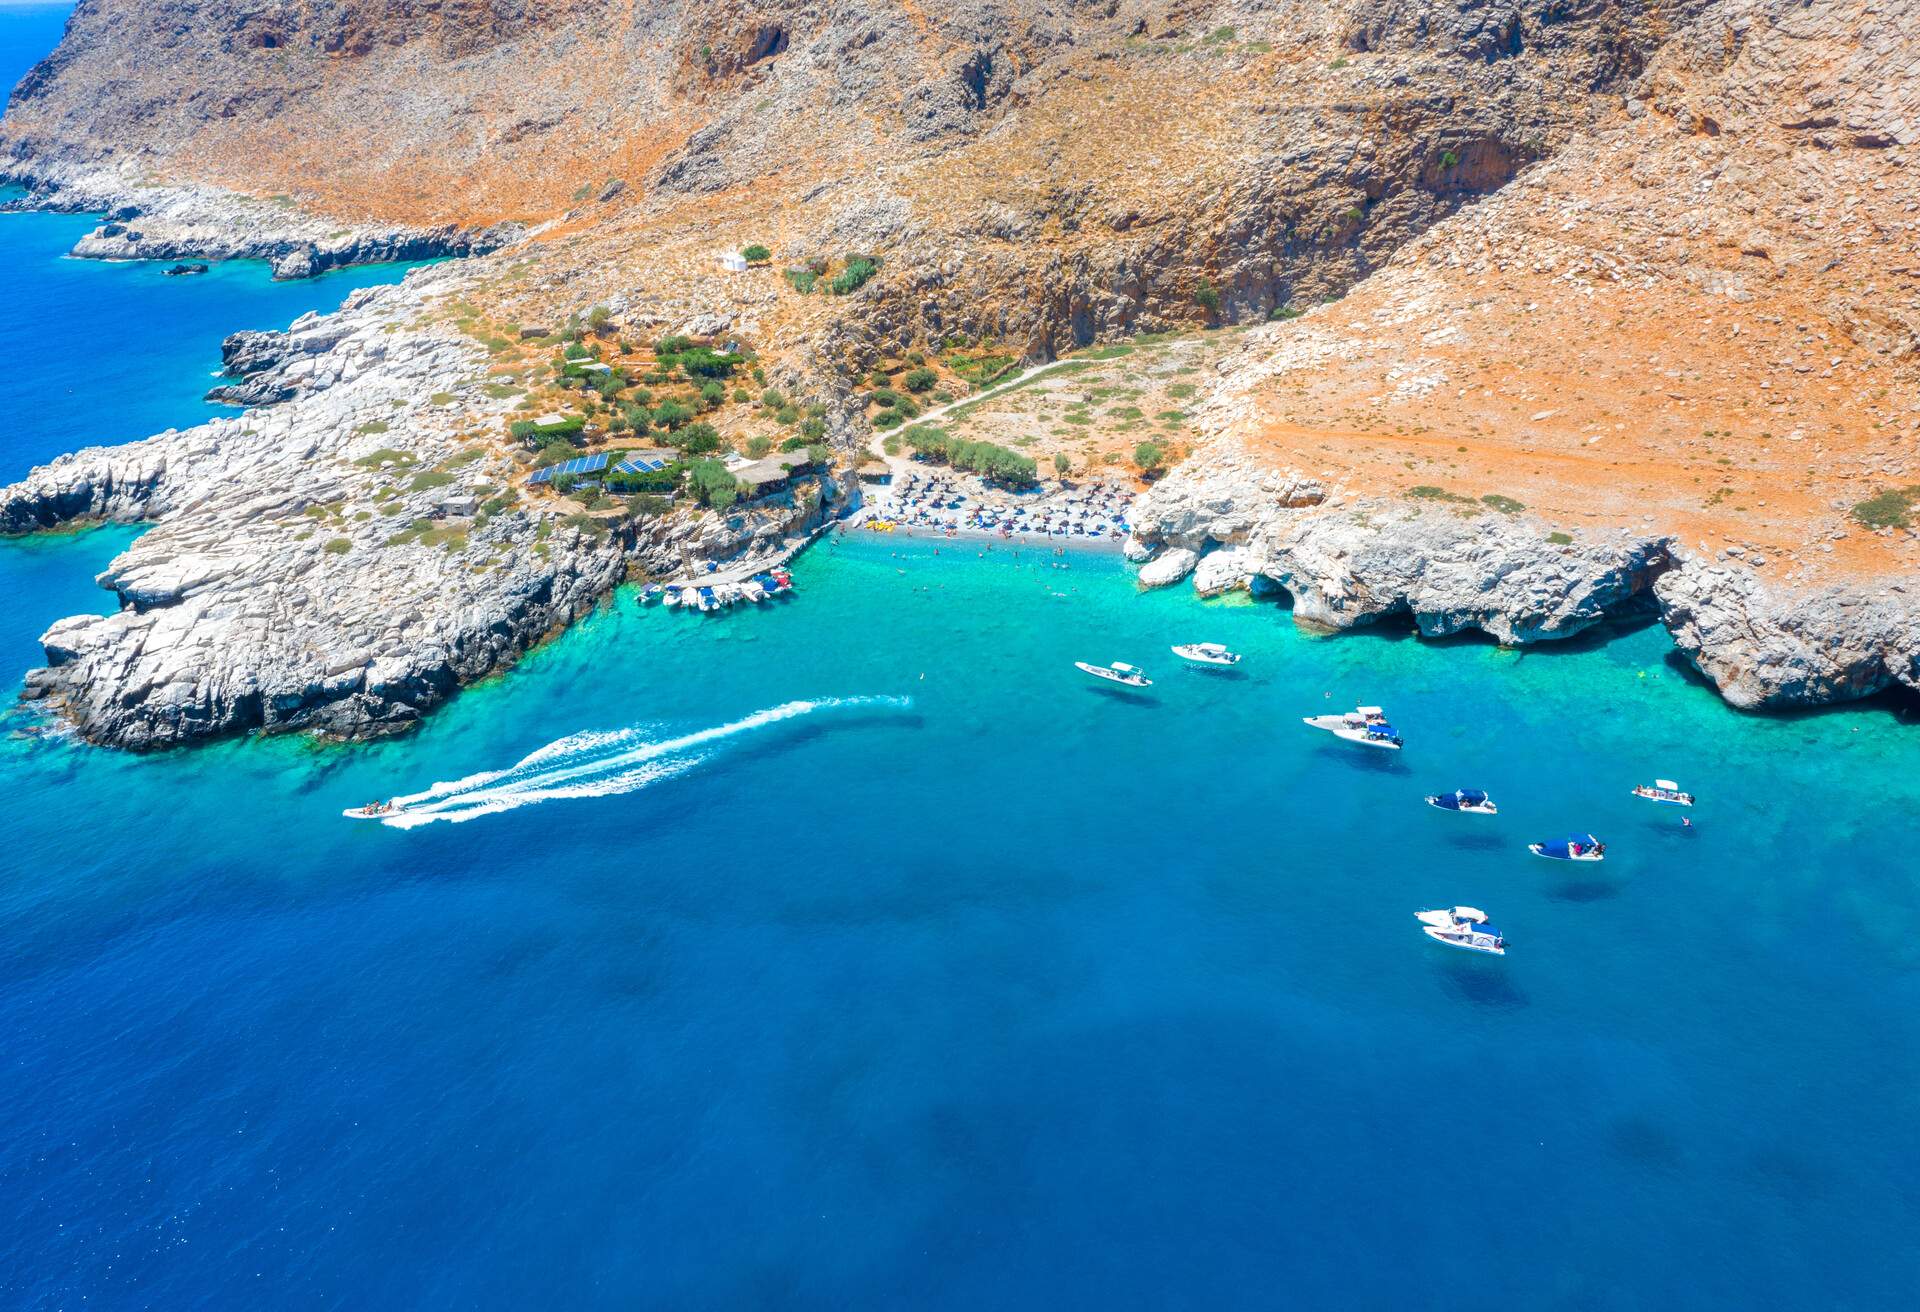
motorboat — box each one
[1529,833,1605,862]
[1075,660,1152,688]
[1631,778,1694,807]
[342,800,401,821]
[1426,787,1497,815]
[1415,906,1507,955]
[1302,705,1402,750]
[697,586,720,612]
[638,584,664,607]
[1171,642,1242,667]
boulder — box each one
[1138,547,1199,589]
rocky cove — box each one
[1125,441,1920,710]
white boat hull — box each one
[1075,661,1151,688]
[1426,797,1497,814]
[1528,845,1604,862]
[1422,926,1506,955]
[1303,716,1401,749]
[1171,644,1241,666]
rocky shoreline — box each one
[0,160,521,278]
[1126,442,1920,711]
[0,260,834,749]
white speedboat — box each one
[1303,705,1402,750]
[1171,642,1242,667]
[1075,660,1152,688]
[1631,778,1694,807]
[1416,906,1507,955]
[1426,787,1497,815]
[1529,833,1605,862]
[342,801,401,821]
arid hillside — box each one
[1185,0,1920,582]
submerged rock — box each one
[162,261,207,276]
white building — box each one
[718,251,748,273]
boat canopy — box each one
[1369,724,1397,736]
[1459,788,1488,804]
[1654,778,1680,791]
[1357,705,1385,717]
[1455,907,1488,922]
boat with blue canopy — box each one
[1303,705,1403,750]
[1426,788,1497,815]
[1529,833,1606,862]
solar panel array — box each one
[613,455,673,475]
[528,452,612,485]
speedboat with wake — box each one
[1426,787,1497,815]
[1529,833,1605,862]
[1171,642,1242,667]
[1075,660,1152,688]
[1631,778,1694,807]
[343,800,402,821]
[1415,906,1507,955]
[1303,705,1402,750]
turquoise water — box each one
[4,7,1920,1308]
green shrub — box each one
[741,244,771,263]
[1134,441,1166,473]
[354,420,391,436]
[677,422,722,455]
[410,470,456,492]
[831,256,879,295]
[677,346,741,380]
[873,410,905,429]
[733,387,752,404]
[1547,531,1574,546]
[1194,279,1222,318]
[784,268,818,294]
[761,387,786,409]
[1851,487,1920,529]
[1053,452,1072,476]
[323,538,351,555]
[902,366,937,393]
[780,435,808,451]
[687,457,740,509]
[699,380,726,409]
[564,343,591,361]
[747,434,773,458]
[901,426,1037,486]
[1481,494,1525,514]
[652,399,694,430]
[655,335,694,355]
[534,440,579,468]
[1407,485,1475,504]
[353,447,415,468]
[1440,149,1460,168]
[870,387,901,408]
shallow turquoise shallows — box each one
[4,11,1920,1311]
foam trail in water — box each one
[379,695,910,828]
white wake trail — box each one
[376,695,911,828]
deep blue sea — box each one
[3,7,1919,1309]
